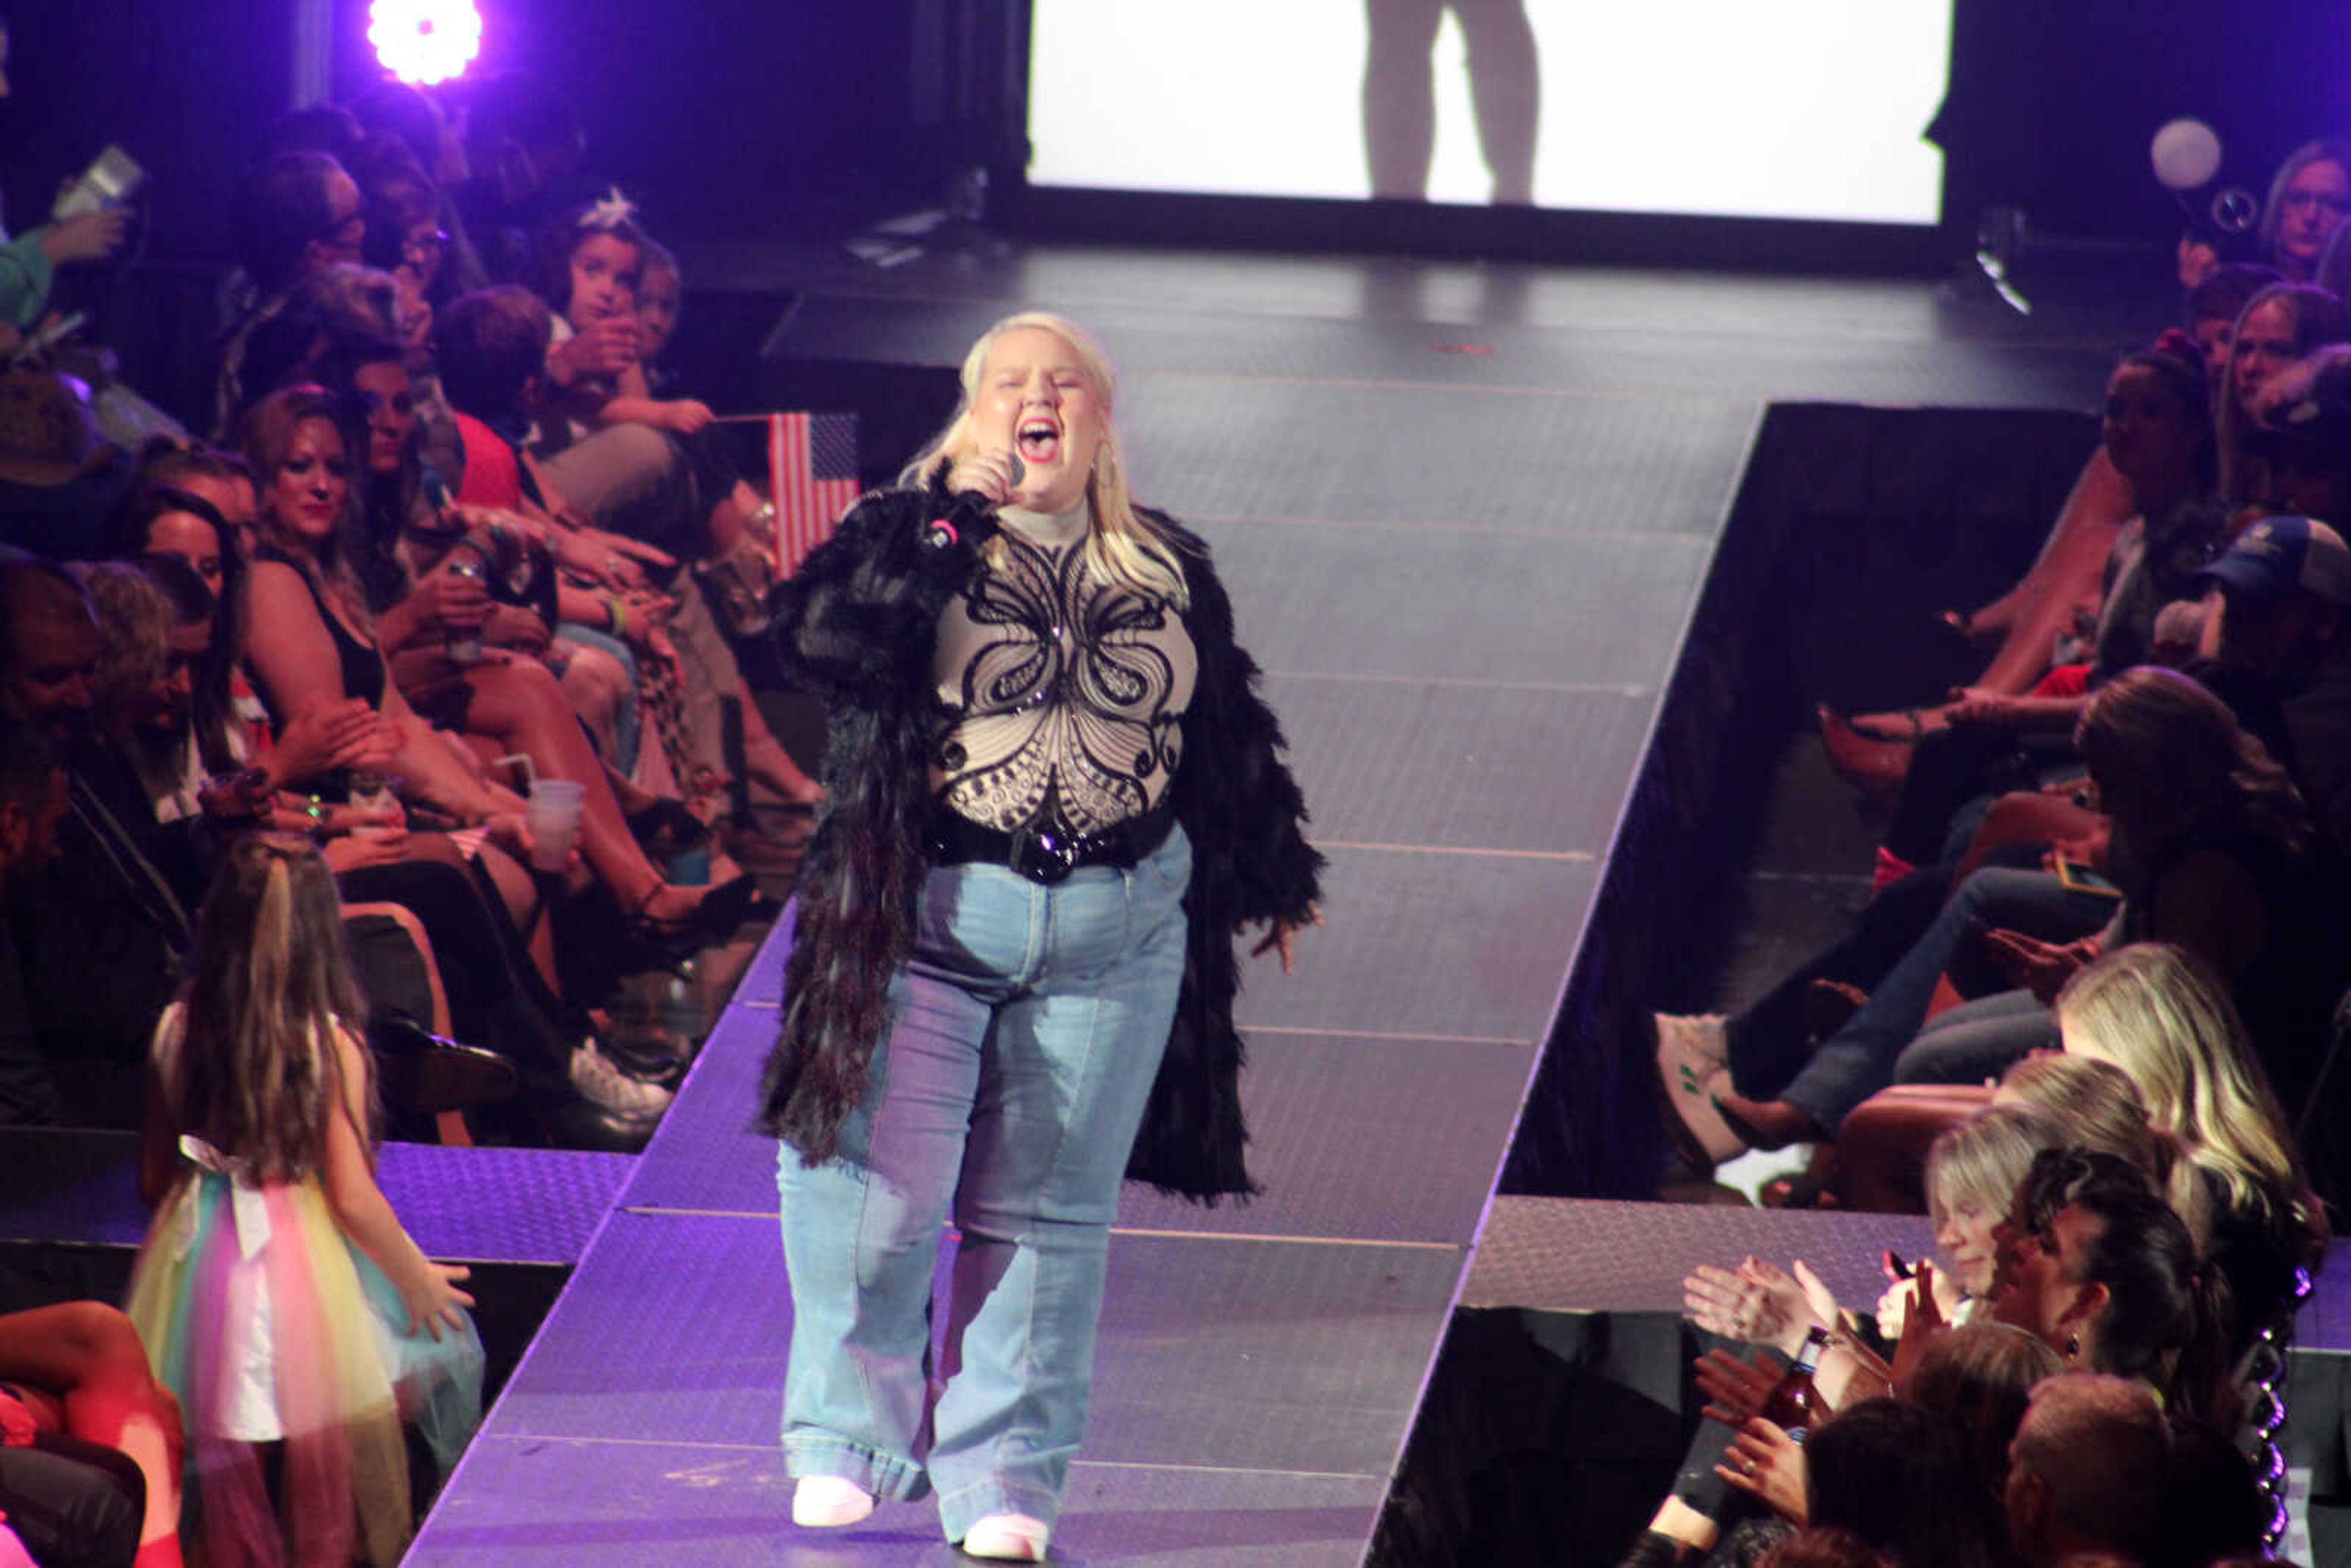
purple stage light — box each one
[369,0,482,86]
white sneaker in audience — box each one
[791,1475,875,1528]
[1654,1011,1727,1076]
[568,1038,674,1121]
[959,1513,1050,1561]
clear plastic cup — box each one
[525,779,587,872]
[347,770,400,838]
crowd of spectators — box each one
[0,58,831,1566]
[1646,135,2351,1568]
[0,67,828,1155]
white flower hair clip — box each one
[580,187,639,231]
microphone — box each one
[923,451,1025,550]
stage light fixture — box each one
[369,0,482,86]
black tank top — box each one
[252,546,388,712]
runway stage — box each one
[391,241,2167,1564]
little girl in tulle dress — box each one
[125,833,483,1566]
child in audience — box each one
[124,833,483,1566]
[527,200,774,567]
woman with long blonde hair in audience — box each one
[2054,942,2327,1352]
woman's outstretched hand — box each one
[1249,902,1321,973]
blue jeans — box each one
[1892,988,2059,1087]
[1780,867,2112,1132]
[778,825,1192,1539]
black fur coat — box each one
[754,475,1324,1201]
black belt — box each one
[926,799,1174,885]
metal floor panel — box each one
[0,1128,629,1265]
[768,291,2112,409]
[1194,520,1714,691]
[631,1016,1529,1248]
[480,1209,1454,1477]
[416,1437,1382,1567]
[1271,673,1665,855]
[1231,843,1595,1045]
[1112,1032,1534,1244]
[1120,376,1757,537]
[1463,1196,1938,1316]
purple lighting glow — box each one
[369,0,482,86]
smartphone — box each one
[1883,1248,1913,1281]
[2053,857,2123,899]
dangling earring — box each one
[2064,1332,2080,1361]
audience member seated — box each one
[435,286,822,811]
[0,371,137,563]
[347,79,489,302]
[2216,282,2351,512]
[1700,666,2346,1165]
[234,384,764,977]
[2258,140,2351,286]
[2185,264,2284,387]
[0,1301,185,1568]
[1821,342,2224,826]
[527,198,773,571]
[2181,509,2351,858]
[1986,1148,2233,1425]
[218,151,369,437]
[2047,944,2325,1344]
[313,331,666,796]
[2000,1373,2170,1568]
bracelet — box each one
[305,795,326,835]
[606,597,628,637]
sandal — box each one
[626,798,712,857]
[627,874,774,964]
[1710,1090,1825,1154]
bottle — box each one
[1758,1325,1832,1442]
[444,556,489,665]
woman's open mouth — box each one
[1018,417,1061,466]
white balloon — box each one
[2151,119,2224,191]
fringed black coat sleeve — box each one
[756,489,1322,1202]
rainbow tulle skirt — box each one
[126,1169,484,1567]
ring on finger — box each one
[1740,1457,1756,1476]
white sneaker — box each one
[1654,1011,1728,1078]
[568,1038,674,1121]
[959,1512,1050,1561]
[791,1475,875,1528]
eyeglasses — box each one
[401,230,449,266]
[2282,190,2350,217]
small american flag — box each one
[765,411,861,581]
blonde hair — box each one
[901,310,1188,607]
[1927,1101,2069,1225]
[173,833,370,1182]
[2057,942,2322,1248]
[1999,1052,2211,1248]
